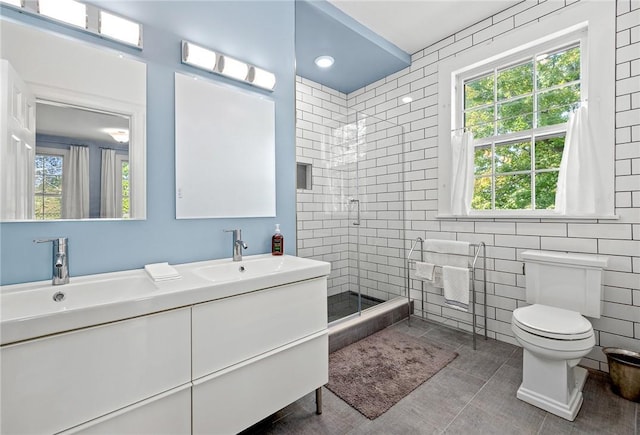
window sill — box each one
[436,213,619,221]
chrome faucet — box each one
[223,229,247,262]
[34,237,69,285]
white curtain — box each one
[62,145,89,219]
[100,149,118,218]
[555,105,601,215]
[450,131,475,215]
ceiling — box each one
[37,103,129,145]
[295,0,522,94]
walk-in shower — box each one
[296,106,407,324]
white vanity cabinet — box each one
[0,308,191,435]
[62,385,192,435]
[192,277,329,434]
[1,269,329,434]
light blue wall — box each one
[0,1,296,285]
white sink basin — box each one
[1,275,156,323]
[1,254,330,345]
[193,255,318,283]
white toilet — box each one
[511,250,608,421]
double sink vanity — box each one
[1,254,330,434]
[0,10,326,435]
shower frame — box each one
[298,109,407,324]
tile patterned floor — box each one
[242,316,639,435]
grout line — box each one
[440,346,518,434]
[536,414,548,435]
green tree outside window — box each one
[463,44,580,211]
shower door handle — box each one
[349,198,360,226]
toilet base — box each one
[517,349,589,421]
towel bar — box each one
[406,239,487,350]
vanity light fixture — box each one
[2,0,144,48]
[314,55,334,68]
[247,66,276,91]
[182,41,218,71]
[181,40,276,91]
[38,0,87,29]
[99,10,141,46]
[0,0,22,7]
[401,96,413,104]
[217,55,249,81]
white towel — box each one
[425,239,469,255]
[144,262,181,282]
[425,239,469,268]
[432,267,443,288]
[443,266,469,312]
[415,262,435,280]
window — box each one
[116,154,130,218]
[34,150,64,220]
[460,42,582,211]
[437,1,615,218]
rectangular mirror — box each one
[0,19,146,221]
[175,72,275,219]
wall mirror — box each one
[0,19,146,221]
[175,72,275,219]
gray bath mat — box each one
[327,327,458,419]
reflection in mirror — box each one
[0,18,146,221]
[34,102,130,219]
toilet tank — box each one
[522,250,608,318]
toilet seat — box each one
[512,321,595,354]
[512,304,593,340]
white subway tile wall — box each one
[296,78,408,305]
[297,0,640,371]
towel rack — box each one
[405,239,487,350]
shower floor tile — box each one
[327,291,383,323]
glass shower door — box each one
[303,109,406,324]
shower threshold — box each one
[328,297,412,353]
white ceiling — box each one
[37,103,129,145]
[329,0,523,54]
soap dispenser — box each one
[272,224,283,256]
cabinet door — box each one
[1,308,191,435]
[193,331,328,435]
[62,385,191,435]
[192,277,327,379]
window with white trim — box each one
[116,154,130,218]
[34,148,66,220]
[457,35,585,211]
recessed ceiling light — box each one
[401,96,413,104]
[315,55,334,68]
[104,128,129,143]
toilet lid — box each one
[513,304,593,340]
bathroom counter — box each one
[1,254,330,434]
[0,254,330,345]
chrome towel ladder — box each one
[406,238,488,350]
